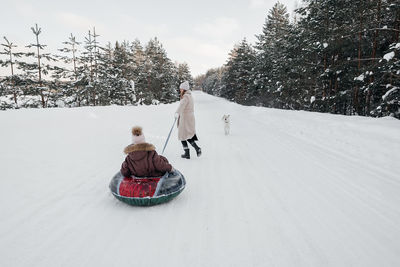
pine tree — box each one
[129,39,146,104]
[143,38,177,104]
[295,0,398,116]
[372,34,400,118]
[196,0,399,119]
[175,62,193,93]
[1,26,190,109]
[110,41,134,105]
[59,34,80,82]
[0,37,24,106]
[221,39,256,104]
[195,67,225,96]
[56,33,81,106]
[96,42,113,105]
[23,24,57,108]
[77,28,102,106]
[255,2,291,108]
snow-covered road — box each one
[1,91,399,266]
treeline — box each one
[195,0,400,118]
[0,25,192,109]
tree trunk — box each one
[9,51,18,106]
[366,0,382,116]
[354,1,364,115]
[371,0,381,62]
[34,33,45,108]
[395,6,400,43]
[92,28,98,106]
[334,72,338,114]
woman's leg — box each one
[181,141,190,159]
[187,136,201,157]
[181,140,188,148]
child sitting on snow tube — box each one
[112,126,184,206]
[121,126,175,177]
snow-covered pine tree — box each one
[254,2,290,108]
[371,0,400,119]
[77,29,101,106]
[197,0,399,119]
[295,0,345,113]
[96,42,113,105]
[194,67,224,96]
[59,33,80,82]
[109,41,134,105]
[282,22,311,110]
[295,0,397,116]
[372,35,400,118]
[221,38,256,105]
[121,40,136,104]
[0,37,24,106]
[369,0,400,118]
[55,33,81,107]
[175,62,193,92]
[129,39,146,104]
[23,24,57,108]
[81,27,102,106]
[143,38,177,104]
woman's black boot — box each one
[181,148,190,159]
[189,141,202,157]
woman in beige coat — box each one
[175,81,201,159]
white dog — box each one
[222,115,230,135]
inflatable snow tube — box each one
[109,170,186,206]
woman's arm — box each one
[176,95,188,115]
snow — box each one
[310,96,316,103]
[130,80,135,91]
[0,94,42,107]
[151,99,160,105]
[382,87,399,101]
[1,91,400,267]
[383,51,395,61]
[355,74,365,81]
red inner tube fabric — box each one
[119,177,161,198]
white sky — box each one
[0,0,299,77]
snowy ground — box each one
[1,91,400,267]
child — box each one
[121,126,173,177]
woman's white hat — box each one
[179,81,190,91]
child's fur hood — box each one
[124,142,155,154]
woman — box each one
[175,81,201,159]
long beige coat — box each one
[176,91,196,141]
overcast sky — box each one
[0,0,300,77]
